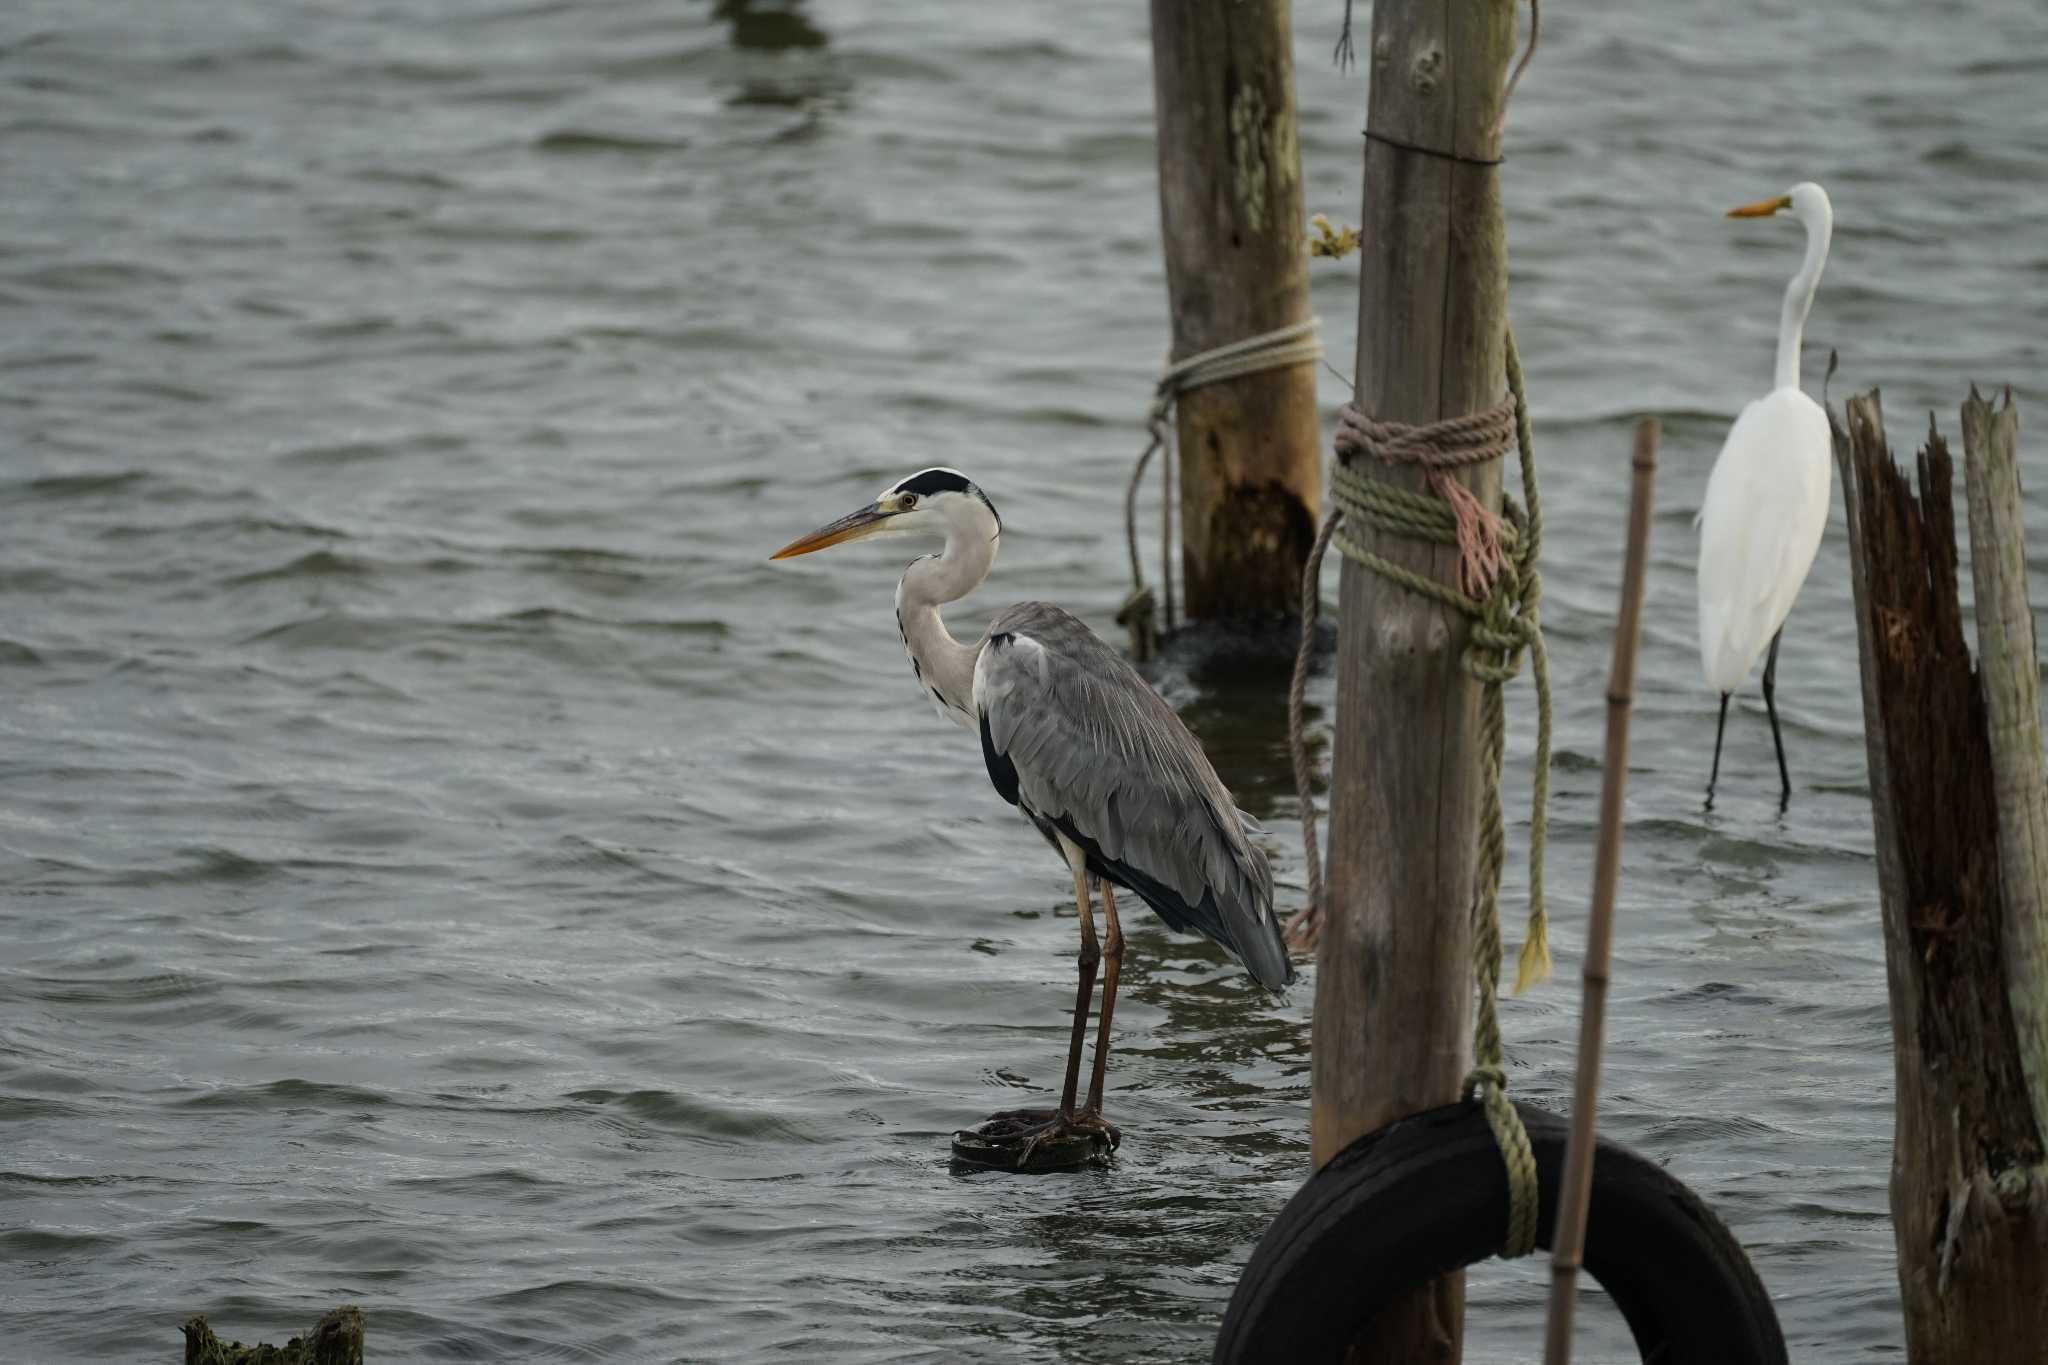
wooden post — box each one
[1833,389,2048,1362]
[1148,0,1321,621]
[1960,387,2048,1138]
[1311,2,1516,1361]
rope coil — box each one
[1121,319,1324,659]
[1289,328,1552,1259]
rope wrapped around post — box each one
[1119,318,1324,659]
[1286,328,1553,1259]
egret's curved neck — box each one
[895,516,996,720]
[1775,203,1832,392]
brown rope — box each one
[1492,0,1543,138]
[1334,398,1518,599]
[1284,513,1342,948]
[1161,412,1175,632]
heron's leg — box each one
[1706,692,1731,809]
[1762,628,1791,808]
[1082,882,1124,1117]
[1055,857,1099,1116]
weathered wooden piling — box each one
[1312,1,1516,1359]
[1147,0,1321,621]
[1833,388,2048,1361]
[1959,388,2048,1132]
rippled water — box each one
[6,1,2048,1360]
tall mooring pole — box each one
[1312,3,1516,1360]
[1148,0,1322,622]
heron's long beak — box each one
[770,504,891,560]
[1727,193,1793,219]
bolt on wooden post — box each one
[1312,2,1516,1362]
[1147,0,1321,622]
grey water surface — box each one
[6,0,2048,1360]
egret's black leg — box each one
[1706,692,1731,809]
[1082,883,1125,1128]
[1762,628,1790,809]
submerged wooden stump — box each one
[181,1305,363,1365]
[950,1109,1117,1174]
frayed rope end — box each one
[1430,471,1509,599]
[1512,913,1551,995]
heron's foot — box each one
[1015,1107,1119,1169]
[950,1107,1118,1172]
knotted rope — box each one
[1121,318,1324,659]
[1335,399,1518,599]
[1287,328,1552,1259]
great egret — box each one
[771,468,1291,1161]
[1698,182,1834,808]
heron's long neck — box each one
[895,524,995,719]
[1775,207,1832,392]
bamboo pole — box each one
[1541,418,1658,1365]
[1148,0,1321,622]
[1312,2,1516,1359]
[1833,389,2048,1361]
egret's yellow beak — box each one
[1727,194,1794,219]
[770,504,891,560]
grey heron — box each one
[772,468,1293,1155]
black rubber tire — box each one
[1215,1100,1787,1365]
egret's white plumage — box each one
[1697,181,1834,802]
[1696,386,1831,693]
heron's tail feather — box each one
[1056,816,1294,991]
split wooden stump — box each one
[1834,387,2048,1363]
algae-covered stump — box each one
[181,1305,363,1365]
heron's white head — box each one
[770,467,1002,560]
[1726,181,1832,232]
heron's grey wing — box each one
[973,602,1291,989]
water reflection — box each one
[711,0,844,113]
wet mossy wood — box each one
[1314,1,1517,1362]
[1833,390,2048,1362]
[1148,0,1321,621]
[181,1306,363,1365]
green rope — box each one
[1325,327,1552,1259]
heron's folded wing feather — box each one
[974,602,1287,987]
